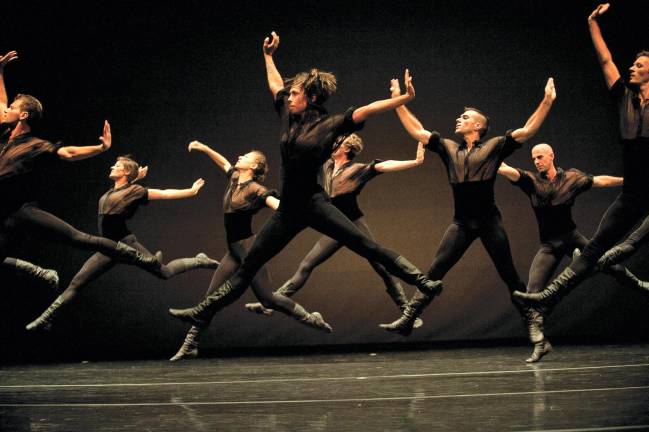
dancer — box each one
[171,140,324,361]
[245,137,427,329]
[497,144,643,362]
[26,155,219,331]
[168,31,442,336]
[1,258,59,290]
[380,71,556,337]
[514,3,649,313]
[598,214,649,272]
[0,50,162,281]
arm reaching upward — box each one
[511,78,556,143]
[351,69,415,124]
[0,50,18,110]
[148,178,205,200]
[392,70,432,143]
[592,175,623,187]
[375,141,426,173]
[497,161,521,182]
[588,3,620,89]
[57,120,111,161]
[188,140,232,173]
[263,31,284,98]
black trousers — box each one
[427,211,525,294]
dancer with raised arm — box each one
[245,137,427,329]
[168,31,442,336]
[26,154,219,331]
[0,51,162,281]
[514,3,649,314]
[380,71,556,339]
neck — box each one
[333,153,349,169]
[237,169,254,184]
[545,165,557,181]
[9,122,31,141]
[113,177,129,188]
[463,132,480,149]
[639,82,649,104]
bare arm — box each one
[374,142,426,173]
[592,175,623,188]
[351,69,415,124]
[497,161,521,182]
[0,51,19,110]
[188,141,232,173]
[57,120,111,161]
[263,31,284,98]
[266,195,280,210]
[148,178,205,200]
[511,78,556,143]
[391,71,432,143]
[588,3,620,89]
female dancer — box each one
[26,154,219,331]
[245,136,427,329]
[168,32,441,333]
[171,140,329,361]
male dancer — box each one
[381,72,556,338]
[514,3,649,312]
[498,144,644,362]
[1,50,161,276]
[245,137,426,328]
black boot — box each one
[513,267,580,315]
[26,296,64,331]
[169,281,236,327]
[290,304,333,333]
[526,340,552,363]
[597,243,635,269]
[379,284,442,336]
[386,281,423,329]
[115,241,163,276]
[14,259,59,292]
[170,326,201,362]
[512,296,545,344]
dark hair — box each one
[464,106,490,138]
[250,150,269,182]
[635,51,649,60]
[286,68,337,105]
[14,94,43,129]
[117,155,140,183]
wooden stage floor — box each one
[1,343,648,431]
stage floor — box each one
[1,343,648,431]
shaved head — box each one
[531,143,555,175]
[532,143,554,156]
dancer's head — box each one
[333,133,364,160]
[110,155,140,183]
[531,143,555,175]
[455,107,490,139]
[285,69,337,114]
[1,94,43,130]
[629,51,649,85]
[235,150,269,181]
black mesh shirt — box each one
[274,88,364,211]
[425,130,522,219]
[321,159,382,220]
[223,168,277,243]
[97,183,149,240]
[513,167,593,241]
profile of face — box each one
[455,110,485,137]
[531,144,555,174]
[629,55,649,85]
[1,100,26,127]
[287,85,309,114]
[234,152,260,172]
[109,160,130,181]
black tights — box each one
[427,212,525,294]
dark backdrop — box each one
[2,0,647,361]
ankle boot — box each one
[511,296,545,344]
[526,340,553,363]
[169,281,236,327]
[14,259,59,292]
[115,241,163,276]
[291,304,333,333]
[170,326,202,361]
[597,243,635,269]
[513,267,580,315]
[392,256,444,295]
[607,266,649,293]
[26,296,64,331]
[386,282,423,329]
[379,285,442,336]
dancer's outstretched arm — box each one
[57,120,112,161]
[0,50,18,111]
[188,140,231,172]
[263,31,284,98]
[510,78,556,143]
[588,3,620,89]
[147,178,205,200]
[352,70,415,124]
[592,175,623,188]
[374,142,426,173]
[497,161,522,182]
[392,70,433,144]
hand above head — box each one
[545,77,556,102]
[589,3,610,21]
[192,178,205,192]
[404,69,415,99]
[136,166,149,181]
[263,31,280,56]
[390,78,402,98]
[416,141,425,163]
[188,140,205,152]
[99,120,112,151]
[0,51,18,70]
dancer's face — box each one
[109,161,128,181]
[1,100,25,127]
[531,144,554,174]
[629,56,649,85]
[234,152,259,171]
[455,110,485,137]
[287,85,308,114]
